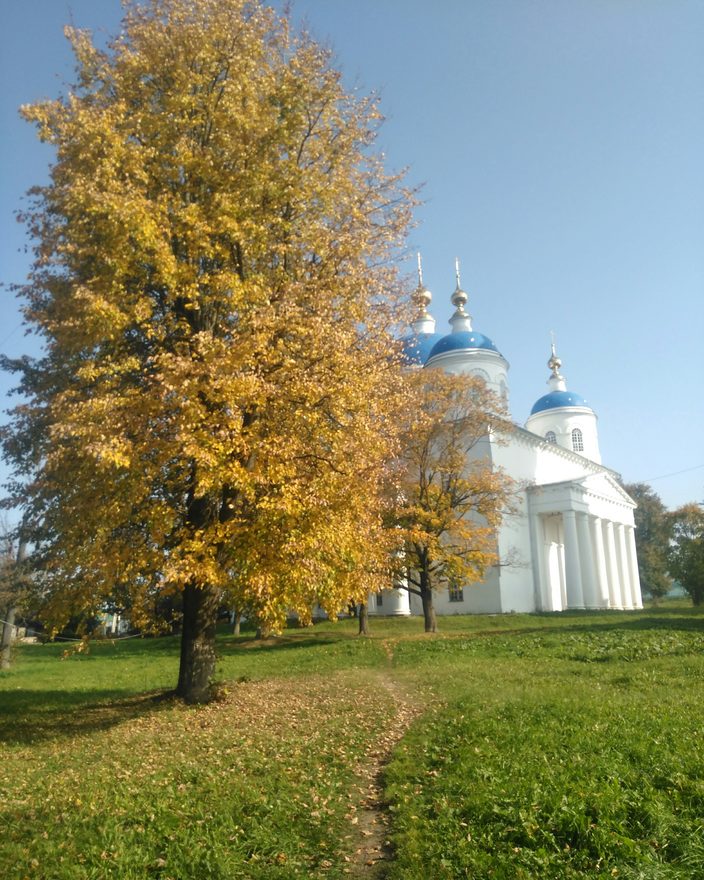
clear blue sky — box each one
[1,0,703,512]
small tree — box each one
[623,482,673,601]
[393,369,514,632]
[668,504,704,605]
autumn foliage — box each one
[2,0,414,700]
[393,370,515,632]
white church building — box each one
[371,264,643,617]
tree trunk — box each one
[1,605,17,671]
[419,568,437,633]
[231,609,241,636]
[1,539,27,671]
[176,581,220,703]
[358,602,369,636]
[421,589,437,633]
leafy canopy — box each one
[668,503,704,606]
[623,482,672,600]
[394,369,515,596]
[3,0,414,636]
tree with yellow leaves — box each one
[2,0,413,701]
[394,369,515,632]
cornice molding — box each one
[427,348,510,371]
[527,473,636,511]
[510,424,619,476]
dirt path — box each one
[346,641,425,878]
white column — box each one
[615,524,633,609]
[546,542,564,611]
[576,512,599,608]
[542,514,563,611]
[625,526,643,608]
[603,520,622,608]
[562,510,585,609]
[528,513,548,611]
[376,581,412,616]
[558,542,567,611]
[390,585,412,616]
[590,516,610,607]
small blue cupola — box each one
[525,341,601,463]
[426,259,504,361]
[421,260,510,409]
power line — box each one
[0,323,23,349]
[641,463,704,484]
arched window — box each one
[545,431,557,444]
[572,428,584,452]
[499,379,508,405]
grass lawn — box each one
[2,604,704,878]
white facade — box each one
[371,268,642,617]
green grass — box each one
[386,620,704,878]
[2,607,704,878]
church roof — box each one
[530,390,589,415]
[427,330,500,360]
[401,332,444,365]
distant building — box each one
[372,263,642,616]
[99,611,131,636]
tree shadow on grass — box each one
[217,634,345,656]
[1,632,353,746]
[450,610,704,642]
[0,687,176,747]
[538,612,704,636]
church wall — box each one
[402,562,503,616]
[441,566,503,614]
[531,443,597,486]
[460,433,538,612]
[488,436,556,612]
[526,408,601,463]
[494,497,536,612]
[430,349,509,403]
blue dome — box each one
[401,332,444,365]
[530,390,590,415]
[427,330,500,360]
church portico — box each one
[527,477,642,612]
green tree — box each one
[2,0,413,701]
[623,482,672,601]
[668,504,704,605]
[394,369,514,633]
